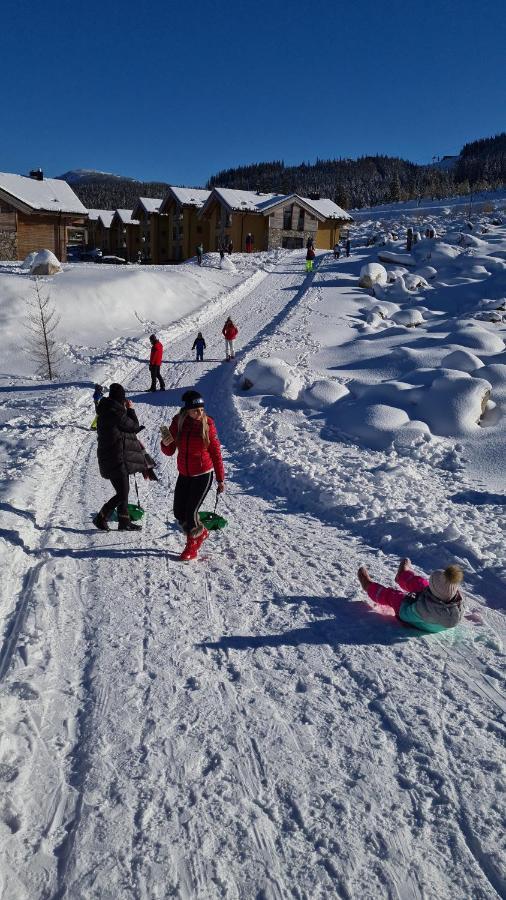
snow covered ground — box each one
[0,206,505,899]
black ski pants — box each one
[174,471,213,535]
[102,465,130,518]
[150,364,165,391]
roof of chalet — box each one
[112,209,140,226]
[263,193,353,221]
[88,208,113,222]
[200,188,352,221]
[97,211,115,228]
[0,172,87,215]
[132,197,163,217]
[159,186,211,214]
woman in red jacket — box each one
[222,318,238,361]
[160,390,225,561]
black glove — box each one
[137,425,146,432]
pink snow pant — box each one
[367,571,429,615]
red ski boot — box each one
[180,534,199,561]
[194,527,209,550]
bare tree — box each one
[25,278,64,380]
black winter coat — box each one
[96,397,146,478]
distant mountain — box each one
[56,169,137,185]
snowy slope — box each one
[0,218,505,898]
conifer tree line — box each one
[68,133,506,212]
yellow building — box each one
[109,209,140,262]
[199,188,352,252]
[159,187,211,262]
[131,197,168,263]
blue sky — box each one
[3,0,505,186]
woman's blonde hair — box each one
[177,408,210,447]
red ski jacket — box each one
[222,323,238,340]
[160,414,225,482]
[150,340,163,366]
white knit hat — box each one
[429,570,459,601]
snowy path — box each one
[1,254,505,899]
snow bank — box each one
[441,349,484,371]
[413,372,491,436]
[391,309,425,327]
[242,357,302,400]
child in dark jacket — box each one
[91,384,106,429]
[358,558,464,633]
[192,332,206,361]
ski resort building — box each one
[199,188,352,252]
[158,187,211,262]
[0,170,87,262]
[109,209,140,262]
[86,210,114,254]
[131,197,165,263]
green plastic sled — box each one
[110,503,145,522]
[199,510,228,531]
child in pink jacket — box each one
[358,558,464,633]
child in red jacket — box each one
[222,318,238,361]
[160,390,225,561]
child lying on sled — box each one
[358,558,464,633]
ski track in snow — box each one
[0,252,505,899]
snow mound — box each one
[386,266,409,282]
[331,402,410,450]
[300,379,349,409]
[30,249,62,275]
[404,273,429,291]
[414,373,491,436]
[391,309,424,327]
[358,263,388,288]
[441,349,484,371]
[412,240,461,264]
[377,250,415,266]
[242,357,302,400]
[220,256,237,272]
[450,325,505,354]
[22,251,38,270]
[414,265,437,280]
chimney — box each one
[29,168,44,181]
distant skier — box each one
[160,390,225,561]
[219,244,225,262]
[406,227,413,251]
[222,317,238,360]
[306,245,315,272]
[357,558,464,633]
[333,243,341,260]
[245,233,254,253]
[196,242,204,265]
[93,383,148,532]
[306,236,315,250]
[148,333,165,392]
[192,331,206,362]
[345,237,351,257]
[227,240,233,255]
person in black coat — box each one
[94,383,147,532]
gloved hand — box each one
[137,425,145,432]
[216,482,225,494]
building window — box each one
[297,208,305,231]
[283,205,293,230]
[282,236,303,249]
[196,225,202,234]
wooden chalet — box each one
[199,188,352,252]
[0,169,87,262]
[86,209,114,253]
[109,209,140,261]
[158,187,211,262]
[131,197,165,263]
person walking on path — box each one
[333,243,341,260]
[196,243,204,265]
[227,240,233,255]
[305,245,315,273]
[357,558,464,633]
[219,244,225,262]
[148,333,165,392]
[222,317,238,360]
[93,383,147,532]
[160,390,225,561]
[345,237,351,257]
[192,332,206,362]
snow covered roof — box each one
[132,197,163,217]
[261,193,352,221]
[0,172,87,215]
[87,208,113,222]
[112,209,140,226]
[200,188,352,220]
[159,187,210,214]
[97,211,114,229]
